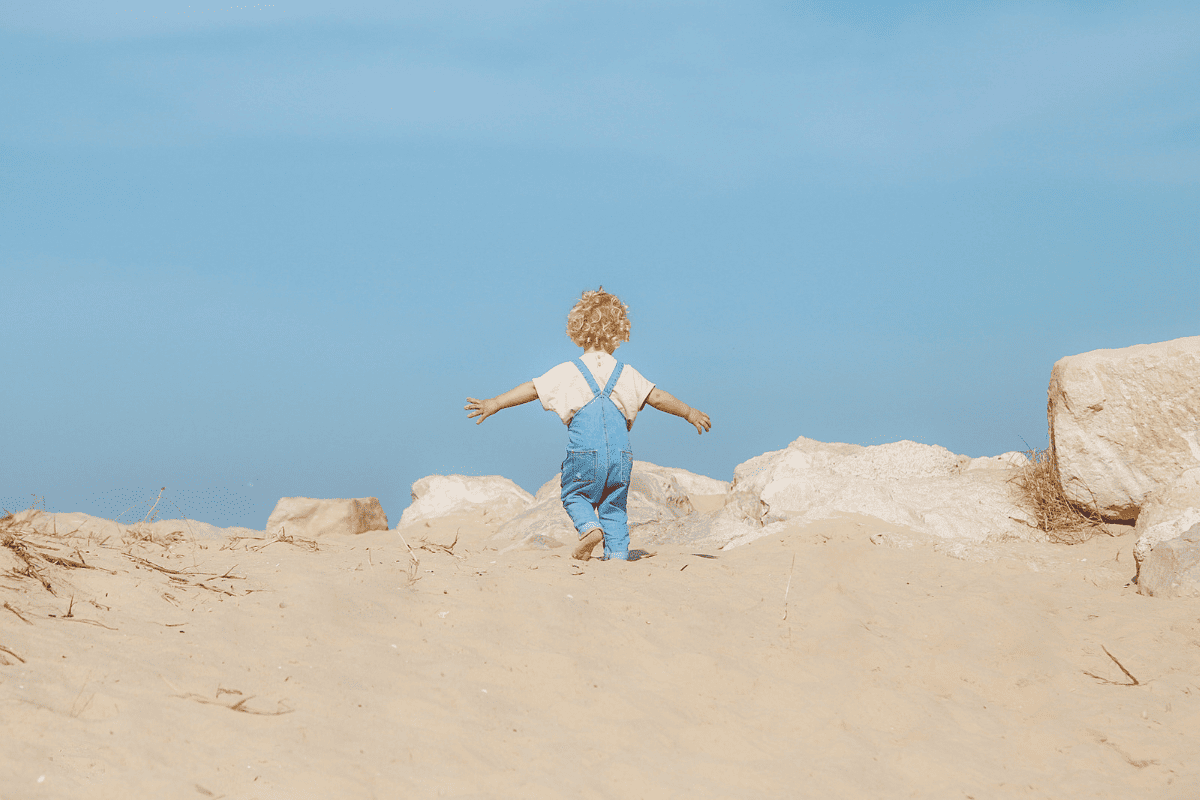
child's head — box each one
[566,287,630,353]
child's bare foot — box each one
[571,528,603,560]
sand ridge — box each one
[2,509,1200,799]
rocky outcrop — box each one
[1137,523,1200,599]
[398,475,533,527]
[266,497,388,538]
[1048,336,1200,521]
[966,452,1030,471]
[1133,468,1200,579]
[711,437,1036,549]
[491,462,721,550]
[449,441,1040,553]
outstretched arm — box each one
[646,387,711,434]
[465,381,538,425]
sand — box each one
[2,507,1199,799]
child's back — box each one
[465,289,710,561]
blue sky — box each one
[2,1,1197,527]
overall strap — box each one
[602,362,625,397]
[572,358,602,397]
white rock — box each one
[490,478,573,551]
[398,475,533,527]
[636,463,730,496]
[1048,336,1200,521]
[1137,523,1200,599]
[266,497,388,538]
[1133,468,1200,575]
[714,436,1036,549]
[966,451,1030,471]
[491,461,722,551]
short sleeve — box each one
[612,364,655,427]
[532,362,587,425]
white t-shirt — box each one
[532,351,656,428]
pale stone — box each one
[1133,468,1200,575]
[266,497,388,538]
[966,452,1029,471]
[638,463,729,496]
[1137,523,1200,599]
[492,461,720,551]
[398,475,533,527]
[1048,336,1200,521]
[711,436,1036,550]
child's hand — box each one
[465,382,538,425]
[465,397,499,424]
[647,388,711,434]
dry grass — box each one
[2,511,59,593]
[1,500,244,607]
[1009,448,1108,544]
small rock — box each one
[265,497,388,538]
[1138,523,1200,599]
[1133,468,1200,575]
[399,475,533,527]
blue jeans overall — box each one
[560,358,633,561]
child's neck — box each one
[584,347,614,356]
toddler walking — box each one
[465,289,710,561]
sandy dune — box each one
[2,507,1199,799]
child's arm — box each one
[646,387,711,434]
[465,381,538,425]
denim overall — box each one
[560,358,633,561]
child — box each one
[465,288,711,561]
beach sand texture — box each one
[2,506,1199,799]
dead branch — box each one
[1084,646,1140,686]
[782,553,795,621]
[58,617,118,631]
[250,532,319,553]
[3,602,33,625]
[218,565,245,580]
[418,530,462,557]
[0,644,26,665]
[395,529,422,584]
[124,553,191,576]
[174,692,294,716]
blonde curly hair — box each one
[566,287,631,352]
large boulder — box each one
[1133,468,1200,577]
[1048,336,1200,521]
[266,497,388,538]
[492,462,723,550]
[398,475,533,527]
[710,436,1036,548]
[1137,523,1200,599]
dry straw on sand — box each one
[1009,448,1108,544]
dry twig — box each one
[58,617,118,630]
[1084,646,1141,686]
[174,692,294,716]
[0,644,26,665]
[782,553,795,621]
[3,602,33,625]
[250,531,319,553]
[395,529,422,584]
[418,530,461,557]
